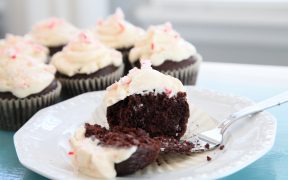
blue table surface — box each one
[1,63,288,180]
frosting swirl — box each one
[0,51,56,98]
[95,8,145,49]
[129,23,197,66]
[103,60,186,107]
[51,31,122,77]
[0,34,48,63]
[30,17,79,47]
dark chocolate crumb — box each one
[156,159,162,166]
[207,156,212,161]
[219,145,225,150]
[204,143,210,149]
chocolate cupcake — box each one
[0,34,49,63]
[129,23,202,85]
[51,32,124,97]
[103,60,190,140]
[0,52,61,131]
[29,17,79,56]
[69,123,160,179]
[94,8,145,74]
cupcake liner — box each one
[58,64,124,97]
[0,81,62,131]
[118,48,132,75]
[160,54,202,85]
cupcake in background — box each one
[0,34,49,63]
[0,50,61,131]
[129,23,202,85]
[51,31,124,97]
[94,8,145,74]
[30,17,79,56]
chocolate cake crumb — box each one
[154,136,195,154]
[219,145,225,150]
[204,143,210,149]
[207,156,212,161]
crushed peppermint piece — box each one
[164,87,172,96]
[118,23,125,32]
[97,19,103,26]
[151,43,155,50]
[68,151,75,155]
[120,76,132,85]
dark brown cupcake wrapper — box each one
[0,81,62,131]
[58,64,124,97]
[161,54,202,85]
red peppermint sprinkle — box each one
[11,54,17,59]
[118,23,125,32]
[78,32,91,43]
[97,19,103,26]
[151,43,155,50]
[107,83,118,91]
[164,87,172,96]
[68,151,75,155]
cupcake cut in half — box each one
[0,50,61,130]
[0,34,49,63]
[129,23,202,85]
[94,8,145,74]
[51,31,124,97]
[103,60,190,139]
[30,17,79,56]
[70,123,160,179]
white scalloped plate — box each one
[14,87,276,180]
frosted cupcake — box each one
[51,32,124,97]
[30,17,79,56]
[129,23,202,85]
[0,50,61,131]
[0,34,49,63]
[94,8,145,74]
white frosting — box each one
[30,17,79,47]
[95,8,145,49]
[70,126,137,179]
[0,52,56,98]
[51,31,122,77]
[0,34,48,63]
[129,23,197,66]
[103,60,186,107]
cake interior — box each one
[107,91,190,139]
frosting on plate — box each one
[69,126,137,179]
[30,17,79,47]
[94,8,145,49]
[129,23,197,66]
[51,31,122,77]
[0,34,48,63]
[0,50,56,98]
[103,60,186,107]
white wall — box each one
[2,0,109,35]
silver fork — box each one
[186,91,288,152]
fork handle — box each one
[220,91,288,134]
